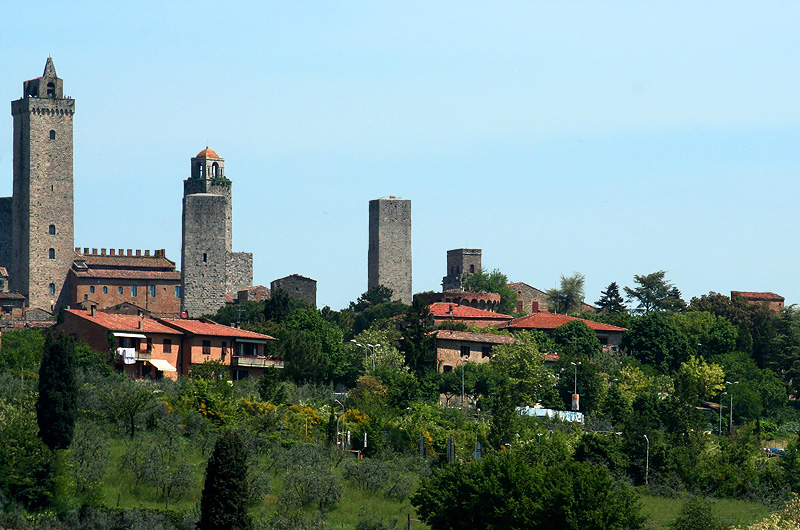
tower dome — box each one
[196,147,219,159]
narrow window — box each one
[89,286,95,294]
[470,264,475,273]
[150,285,156,297]
[212,163,218,177]
[49,130,56,140]
[199,164,205,177]
[83,294,88,300]
[48,248,55,259]
[146,338,153,352]
[118,286,123,294]
[46,82,55,97]
[48,283,55,295]
[48,224,55,235]
[203,253,207,263]
[202,340,211,355]
[102,286,108,294]
[132,285,138,297]
[164,339,172,353]
[482,346,492,358]
[174,286,181,298]
[460,345,470,358]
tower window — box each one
[90,286,95,294]
[118,286,123,294]
[102,286,108,294]
[49,130,56,140]
[199,164,205,177]
[175,286,181,298]
[150,285,156,297]
[48,248,55,259]
[212,162,219,177]
[132,285,138,297]
[48,283,55,295]
[203,253,207,263]
[49,224,55,235]
[46,82,55,97]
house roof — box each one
[0,291,26,300]
[273,273,316,283]
[429,302,512,321]
[73,252,176,270]
[196,147,220,159]
[71,268,181,281]
[502,311,627,332]
[64,309,182,335]
[158,319,275,340]
[435,329,515,345]
[732,291,784,301]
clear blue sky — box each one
[2,2,799,310]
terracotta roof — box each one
[71,269,181,280]
[159,319,275,341]
[435,329,515,345]
[732,291,784,301]
[0,292,26,300]
[503,311,627,332]
[74,252,176,270]
[429,302,512,321]
[196,147,220,159]
[64,309,182,335]
[545,353,560,362]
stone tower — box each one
[181,148,253,317]
[442,248,482,291]
[10,58,75,311]
[368,196,412,304]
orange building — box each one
[731,291,785,312]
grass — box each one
[640,493,771,529]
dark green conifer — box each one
[199,430,250,530]
[36,332,77,451]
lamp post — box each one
[719,392,727,435]
[725,381,739,433]
[351,341,380,371]
[643,434,650,486]
[570,361,581,411]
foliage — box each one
[0,328,45,377]
[68,420,110,498]
[397,298,436,374]
[489,330,551,406]
[37,332,78,451]
[596,281,627,314]
[621,313,691,373]
[411,453,645,530]
[672,311,738,358]
[98,374,159,438]
[206,300,265,326]
[199,430,250,530]
[624,271,685,315]
[546,272,586,315]
[673,355,725,405]
[461,268,519,315]
[552,320,602,359]
[669,496,727,530]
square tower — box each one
[11,58,75,311]
[442,248,482,291]
[368,196,412,304]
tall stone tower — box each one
[368,196,412,304]
[181,148,253,317]
[10,58,75,311]
[442,248,482,291]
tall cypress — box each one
[36,332,77,451]
[199,430,250,530]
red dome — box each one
[196,147,219,159]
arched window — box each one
[102,286,108,294]
[49,130,56,140]
[49,224,55,235]
[48,248,55,259]
[199,163,205,178]
[90,286,95,294]
[48,283,55,295]
[212,162,219,177]
[46,82,55,97]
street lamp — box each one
[351,341,380,371]
[719,392,727,435]
[570,361,581,395]
[643,434,650,486]
[725,381,739,433]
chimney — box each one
[74,247,79,252]
[532,301,539,313]
[138,320,143,330]
[448,304,454,315]
[90,305,96,317]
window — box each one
[443,365,453,373]
[174,286,181,298]
[221,341,227,361]
[49,130,56,140]
[482,346,492,358]
[102,286,108,294]
[203,253,207,263]
[83,294,88,300]
[146,338,152,352]
[48,248,55,259]
[48,224,55,235]
[202,340,211,355]
[118,286,123,294]
[89,286,95,294]
[46,82,55,97]
[212,163,219,177]
[460,346,470,358]
[132,285,138,297]
[470,264,475,273]
[48,283,55,295]
[150,285,156,297]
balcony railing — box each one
[231,356,284,368]
[115,347,151,362]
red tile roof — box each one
[74,252,176,270]
[732,291,784,301]
[159,319,275,340]
[196,147,220,159]
[71,269,181,280]
[435,329,515,345]
[502,311,627,332]
[64,309,182,335]
[429,302,512,321]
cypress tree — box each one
[36,332,77,451]
[199,430,250,530]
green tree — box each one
[624,271,685,315]
[490,330,552,406]
[669,496,727,530]
[621,313,691,373]
[397,298,436,374]
[199,430,251,530]
[462,268,519,315]
[673,355,725,406]
[37,332,78,452]
[0,328,45,377]
[546,272,586,315]
[552,320,602,359]
[98,374,158,439]
[264,288,294,323]
[596,282,627,314]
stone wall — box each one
[442,248,481,290]
[368,197,412,304]
[271,274,316,307]
[225,251,253,296]
[0,197,11,271]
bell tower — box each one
[11,58,75,311]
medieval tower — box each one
[181,148,252,317]
[442,248,482,291]
[7,58,75,311]
[368,196,412,304]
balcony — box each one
[231,356,284,369]
[115,347,151,363]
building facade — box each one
[181,148,253,317]
[271,274,317,307]
[368,196,412,304]
[3,58,75,311]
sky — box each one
[2,2,800,311]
